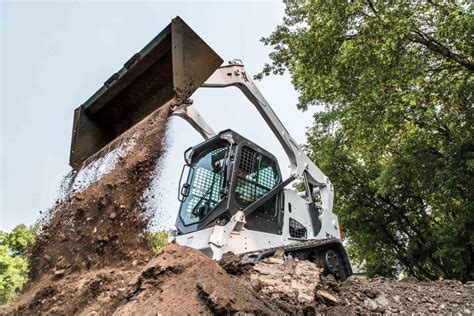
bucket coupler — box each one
[69,16,223,167]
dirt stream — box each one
[2,106,473,315]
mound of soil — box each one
[328,275,474,314]
[6,241,472,315]
[246,255,473,314]
[5,244,286,315]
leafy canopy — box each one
[0,224,38,305]
[259,0,473,280]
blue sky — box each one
[1,1,319,232]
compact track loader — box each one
[70,17,352,280]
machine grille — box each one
[289,218,307,239]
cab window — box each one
[235,146,279,217]
[179,146,228,225]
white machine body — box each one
[173,189,340,260]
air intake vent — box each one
[289,218,307,239]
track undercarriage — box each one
[240,238,352,280]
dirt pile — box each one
[329,275,474,314]
[247,254,474,314]
[110,243,283,315]
[5,244,287,315]
[5,241,474,315]
[220,251,473,314]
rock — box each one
[393,295,401,303]
[266,257,285,265]
[273,247,285,258]
[99,235,109,242]
[364,289,378,298]
[316,290,339,304]
[464,309,471,315]
[54,269,66,277]
[375,295,389,307]
[364,298,378,311]
[250,257,321,305]
[109,212,117,219]
[105,183,115,189]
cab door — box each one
[233,146,284,234]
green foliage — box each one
[260,0,473,280]
[4,224,38,257]
[146,231,168,253]
[0,224,38,305]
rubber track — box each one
[239,238,353,278]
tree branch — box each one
[366,0,380,20]
[409,30,474,72]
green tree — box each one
[146,231,168,253]
[259,0,473,280]
[0,224,38,305]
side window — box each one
[179,146,227,225]
[235,147,279,217]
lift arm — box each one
[184,61,334,214]
[171,101,216,139]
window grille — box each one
[235,147,278,217]
[180,146,227,225]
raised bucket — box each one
[70,17,223,167]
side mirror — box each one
[178,164,192,202]
[213,161,222,172]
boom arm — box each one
[173,62,334,214]
[202,63,334,213]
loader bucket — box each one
[69,16,223,167]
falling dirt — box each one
[27,104,172,283]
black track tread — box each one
[239,238,353,279]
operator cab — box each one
[176,129,284,235]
